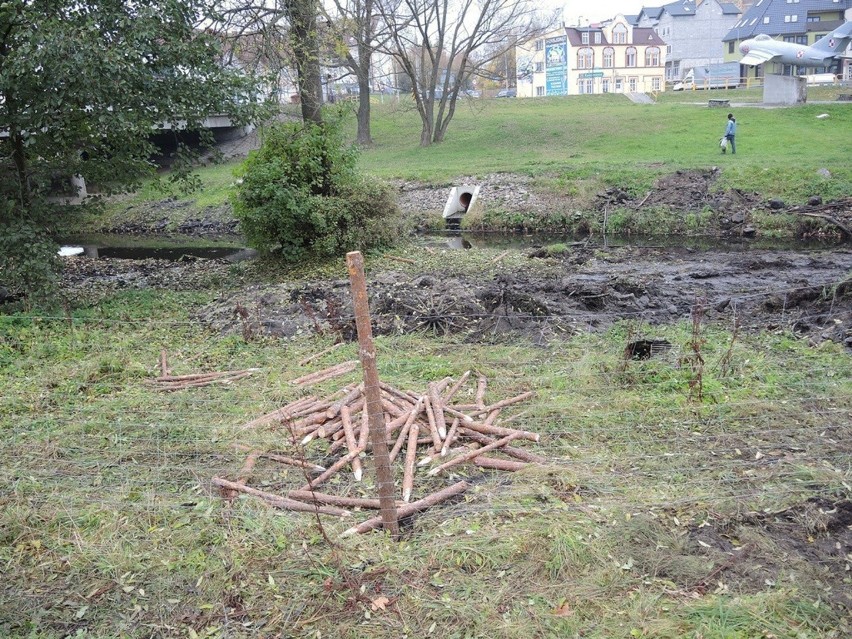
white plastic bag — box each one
[720,137,728,149]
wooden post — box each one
[346,251,400,539]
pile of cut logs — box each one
[214,362,546,535]
[149,349,259,391]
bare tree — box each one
[377,0,554,146]
[214,0,323,124]
[322,0,391,145]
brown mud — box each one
[183,245,852,348]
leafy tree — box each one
[233,114,400,261]
[0,0,265,301]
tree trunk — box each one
[285,0,323,125]
[356,46,372,145]
[355,2,373,146]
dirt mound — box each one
[193,246,852,348]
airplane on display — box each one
[739,22,852,68]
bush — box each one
[0,204,59,307]
[233,118,401,261]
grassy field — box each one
[2,245,852,638]
[76,88,852,236]
[4,91,852,637]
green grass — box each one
[2,266,850,637]
[77,92,852,232]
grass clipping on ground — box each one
[1,289,850,638]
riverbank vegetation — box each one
[71,90,852,241]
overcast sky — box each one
[551,1,648,26]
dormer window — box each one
[582,32,589,44]
[613,24,627,44]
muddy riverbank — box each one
[59,242,852,350]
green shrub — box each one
[233,118,401,261]
[0,207,59,307]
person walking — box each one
[723,113,736,155]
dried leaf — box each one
[552,602,574,617]
[370,596,390,611]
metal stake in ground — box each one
[346,251,400,539]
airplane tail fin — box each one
[813,22,852,54]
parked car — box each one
[496,88,516,98]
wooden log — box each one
[442,405,475,424]
[260,452,327,473]
[443,371,471,403]
[316,417,343,439]
[379,382,419,408]
[153,371,255,391]
[211,477,350,517]
[296,448,365,492]
[341,481,471,536]
[483,407,502,426]
[472,456,528,472]
[155,369,259,383]
[429,382,448,439]
[468,391,536,418]
[402,419,420,502]
[346,250,399,538]
[159,349,170,377]
[298,342,345,367]
[423,395,443,451]
[389,397,424,463]
[380,397,407,418]
[286,490,394,509]
[239,397,318,430]
[428,433,521,476]
[325,384,364,420]
[463,421,540,443]
[441,417,461,457]
[222,450,259,499]
[459,430,547,463]
[475,375,487,409]
[291,360,358,386]
[340,405,363,482]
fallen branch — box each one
[341,481,471,536]
[291,361,358,387]
[298,342,345,367]
[428,433,521,476]
[211,477,351,517]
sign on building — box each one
[545,36,568,96]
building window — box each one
[652,77,661,91]
[763,16,770,23]
[578,78,594,94]
[535,40,543,51]
[645,46,660,66]
[807,16,820,22]
[792,14,798,21]
[603,47,614,68]
[797,35,808,44]
[581,32,589,45]
[535,61,544,73]
[615,77,623,91]
[602,79,610,92]
[628,77,637,91]
[594,32,601,44]
[536,86,545,96]
[613,24,627,44]
[728,41,735,54]
[626,47,637,67]
[578,47,594,70]
[673,62,679,77]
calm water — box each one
[57,232,844,262]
